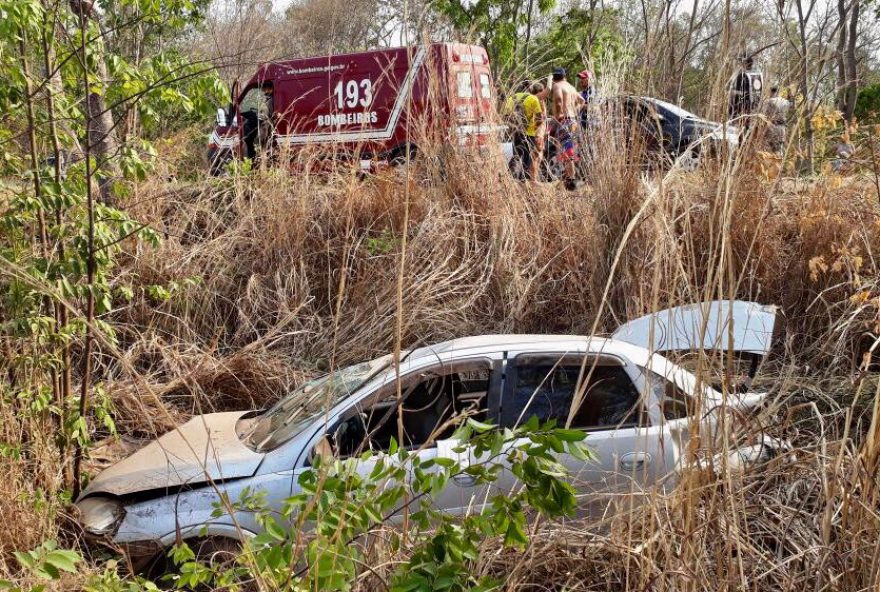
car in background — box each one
[599,96,740,171]
[76,300,783,569]
[503,96,739,179]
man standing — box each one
[550,67,585,190]
[504,80,544,181]
[577,70,596,127]
[762,86,791,152]
[728,54,763,124]
[258,80,276,161]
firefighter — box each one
[258,80,276,161]
[550,67,585,190]
[728,54,763,125]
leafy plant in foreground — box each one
[164,417,592,592]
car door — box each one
[494,350,670,518]
[296,355,503,519]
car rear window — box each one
[640,368,693,420]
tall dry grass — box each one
[2,98,880,590]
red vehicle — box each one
[208,42,498,174]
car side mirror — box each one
[216,107,227,126]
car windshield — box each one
[242,353,396,452]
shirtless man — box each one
[550,68,585,190]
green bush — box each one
[855,83,880,122]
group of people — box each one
[505,67,596,190]
[505,55,791,189]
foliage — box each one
[163,418,592,592]
[0,0,210,509]
[0,541,82,591]
[855,83,880,122]
[525,7,626,78]
[434,0,557,69]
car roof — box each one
[406,334,646,362]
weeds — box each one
[2,106,880,591]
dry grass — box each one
[2,116,880,589]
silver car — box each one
[76,300,783,567]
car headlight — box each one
[77,496,126,537]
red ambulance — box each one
[208,42,498,173]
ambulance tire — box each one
[389,145,418,167]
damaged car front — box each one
[76,354,395,569]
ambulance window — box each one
[240,88,266,115]
[457,71,473,98]
[479,74,491,99]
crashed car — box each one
[503,96,738,178]
[76,300,783,568]
[599,96,740,171]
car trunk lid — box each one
[611,300,777,356]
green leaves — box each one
[173,420,593,592]
[13,541,82,582]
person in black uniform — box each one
[728,54,763,124]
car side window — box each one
[320,359,493,460]
[502,355,646,430]
[640,368,693,421]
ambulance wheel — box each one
[390,145,418,167]
[208,149,231,176]
[390,146,427,182]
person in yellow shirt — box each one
[505,80,545,180]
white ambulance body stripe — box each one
[455,124,506,136]
[274,47,428,146]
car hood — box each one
[705,122,740,145]
[80,411,264,499]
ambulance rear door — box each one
[448,44,494,146]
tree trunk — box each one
[835,0,848,114]
[69,0,120,205]
[795,0,814,172]
[842,0,860,122]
